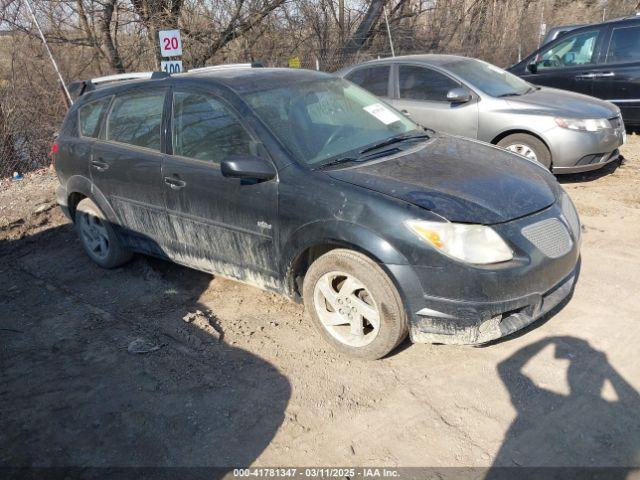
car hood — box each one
[325,135,558,224]
[506,87,620,118]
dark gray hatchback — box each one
[54,67,581,359]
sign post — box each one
[159,29,183,74]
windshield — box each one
[245,78,419,166]
[445,59,533,97]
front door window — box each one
[535,30,600,70]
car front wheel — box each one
[498,133,552,169]
[303,249,408,360]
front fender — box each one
[280,219,410,277]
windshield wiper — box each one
[496,92,522,98]
[359,132,430,155]
[315,156,359,170]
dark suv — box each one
[509,15,640,126]
[54,67,581,359]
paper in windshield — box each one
[363,103,400,125]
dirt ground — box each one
[1,138,640,476]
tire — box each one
[497,133,552,169]
[74,198,132,269]
[302,249,408,360]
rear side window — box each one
[106,91,165,151]
[346,66,390,97]
[399,65,459,101]
[172,91,255,163]
[78,98,110,138]
[606,25,640,64]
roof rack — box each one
[91,71,168,84]
[187,62,263,73]
[67,71,169,99]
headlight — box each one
[405,220,513,265]
[555,117,611,132]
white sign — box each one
[159,29,182,57]
[363,103,401,125]
[161,60,183,74]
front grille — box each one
[521,218,573,258]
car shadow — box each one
[0,221,291,477]
[485,335,640,478]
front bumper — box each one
[546,120,625,174]
[552,150,622,174]
[410,262,579,344]
[387,201,581,345]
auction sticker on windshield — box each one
[364,103,400,125]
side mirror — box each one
[221,155,276,181]
[446,87,472,104]
[527,62,538,74]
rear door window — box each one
[606,25,640,64]
[346,66,390,97]
[105,91,165,151]
[78,97,110,138]
[172,91,255,163]
[398,65,459,101]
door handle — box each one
[164,176,186,190]
[90,158,109,171]
[401,109,411,117]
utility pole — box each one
[23,0,72,107]
[339,0,345,41]
[383,6,395,57]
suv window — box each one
[106,91,165,151]
[346,66,390,97]
[172,91,254,163]
[606,25,640,64]
[399,65,459,101]
[535,30,599,70]
[78,97,110,138]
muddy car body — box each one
[54,67,581,359]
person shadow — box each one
[487,336,640,479]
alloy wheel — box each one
[78,211,110,260]
[505,143,538,162]
[313,271,380,348]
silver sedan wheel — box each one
[505,143,538,162]
[78,211,110,260]
[313,271,380,348]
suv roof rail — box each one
[187,62,263,73]
[68,71,169,100]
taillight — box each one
[50,142,58,163]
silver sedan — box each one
[338,55,625,173]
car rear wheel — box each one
[75,198,132,269]
[303,249,408,360]
[498,133,552,169]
